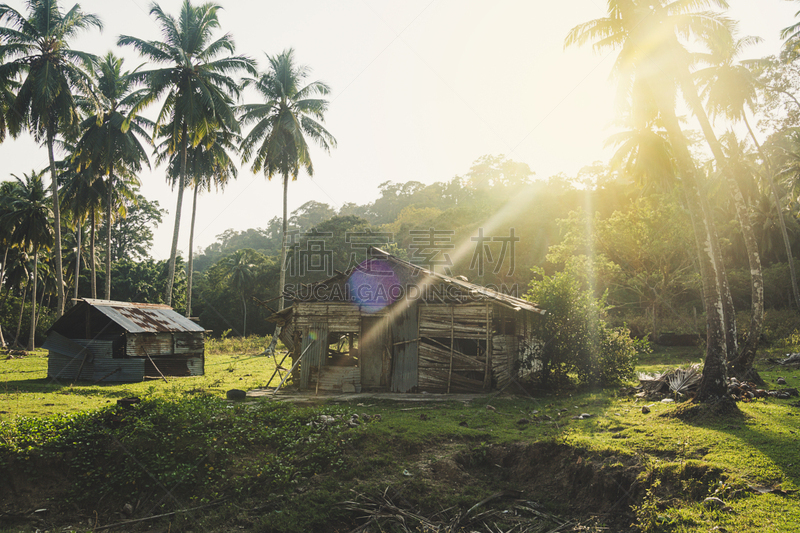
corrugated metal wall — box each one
[48,354,145,382]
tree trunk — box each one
[744,115,800,312]
[47,130,65,317]
[105,173,113,300]
[14,280,27,348]
[186,182,199,318]
[0,245,7,289]
[90,209,97,299]
[279,171,289,312]
[263,171,290,355]
[73,226,81,303]
[27,250,38,351]
[165,121,189,307]
[658,105,729,401]
[682,78,764,380]
[241,292,247,338]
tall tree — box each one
[239,48,337,315]
[118,0,255,306]
[1,170,53,350]
[696,32,800,316]
[566,0,734,400]
[158,124,239,316]
[0,0,102,317]
[58,155,101,300]
[72,52,151,300]
[220,249,256,337]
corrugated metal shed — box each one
[45,299,205,383]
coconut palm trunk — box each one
[105,173,114,300]
[241,292,247,338]
[14,281,27,348]
[27,250,38,351]
[658,105,729,400]
[279,171,289,312]
[263,171,289,355]
[165,122,189,307]
[744,116,800,312]
[90,210,97,299]
[46,131,65,317]
[681,77,765,379]
[186,182,199,317]
[73,226,81,302]
[0,246,7,288]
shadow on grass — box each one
[2,377,138,398]
[667,398,800,489]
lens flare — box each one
[347,259,400,312]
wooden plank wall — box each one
[294,303,360,333]
[417,303,492,393]
[390,300,419,392]
[492,334,516,391]
[299,322,328,389]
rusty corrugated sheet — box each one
[81,299,206,333]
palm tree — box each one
[58,155,105,299]
[118,0,255,306]
[58,154,99,300]
[566,0,734,400]
[158,124,239,316]
[696,31,800,315]
[1,170,53,350]
[220,249,255,337]
[0,0,102,318]
[673,26,769,380]
[72,52,151,300]
[0,47,17,144]
[239,48,337,315]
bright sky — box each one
[0,0,796,261]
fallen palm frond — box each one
[637,365,701,396]
[340,489,606,533]
[666,365,702,395]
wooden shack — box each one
[271,248,545,393]
[44,299,206,383]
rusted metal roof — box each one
[71,299,206,334]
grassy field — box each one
[1,338,284,420]
[1,341,799,532]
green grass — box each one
[1,344,799,532]
[0,339,285,420]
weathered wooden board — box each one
[299,322,328,389]
[391,300,419,392]
[361,315,390,389]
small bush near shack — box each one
[525,269,641,388]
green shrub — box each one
[525,268,641,388]
[205,334,283,355]
[736,308,800,347]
